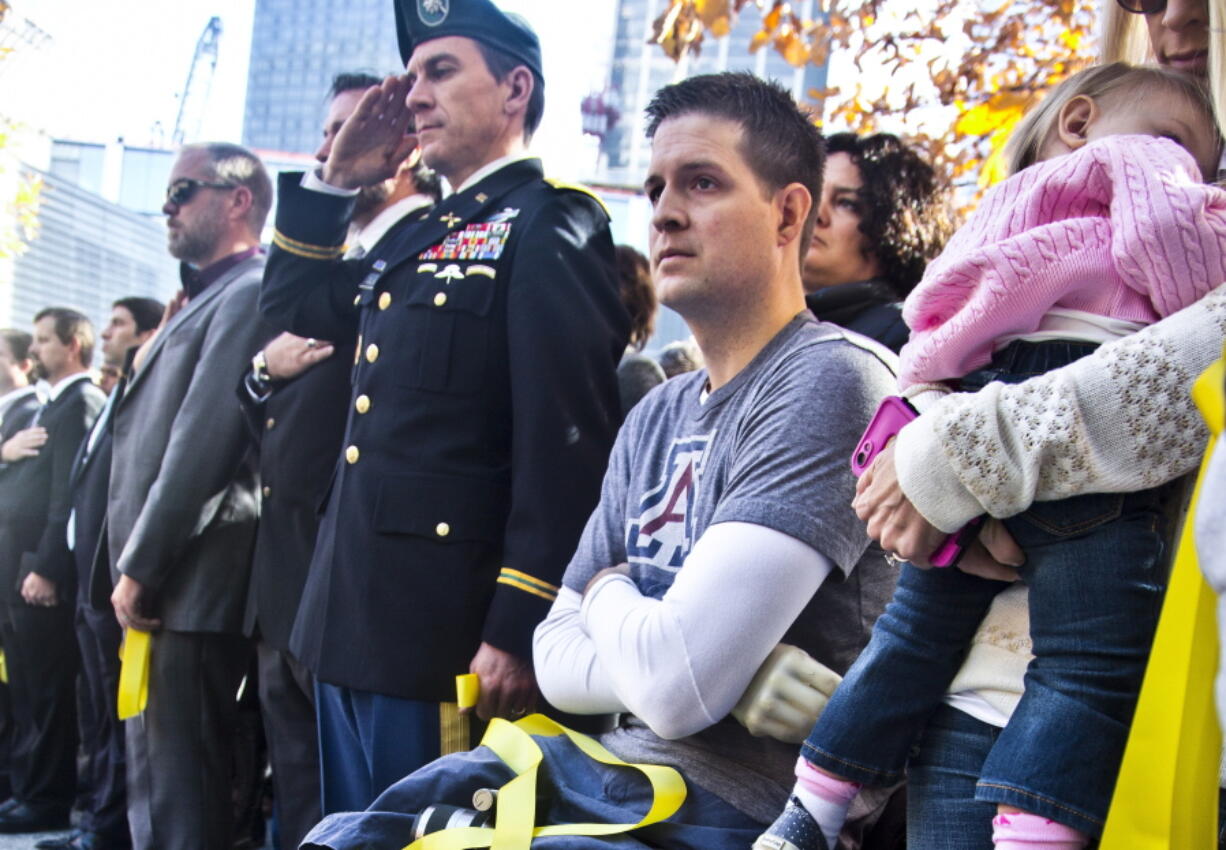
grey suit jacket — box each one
[108,254,274,633]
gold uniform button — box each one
[265,417,276,430]
[262,485,271,498]
[435,522,451,538]
[365,343,379,363]
[378,292,392,310]
[355,394,371,414]
[433,292,447,307]
[345,445,360,464]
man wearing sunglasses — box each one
[261,0,628,815]
[107,142,276,850]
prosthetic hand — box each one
[732,643,842,743]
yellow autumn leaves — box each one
[648,0,1098,201]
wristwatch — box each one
[252,349,272,384]
[246,350,274,400]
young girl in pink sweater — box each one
[758,63,1226,850]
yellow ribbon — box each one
[456,673,480,711]
[404,685,687,850]
[1100,353,1224,848]
[117,628,151,720]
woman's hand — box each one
[853,441,946,564]
[853,440,1023,582]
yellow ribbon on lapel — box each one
[1100,352,1224,848]
[117,628,151,720]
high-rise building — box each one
[241,0,403,155]
[6,163,178,336]
[598,0,828,186]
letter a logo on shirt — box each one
[626,434,712,571]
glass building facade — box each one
[7,167,178,339]
[242,0,404,155]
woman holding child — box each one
[759,0,1226,847]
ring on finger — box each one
[305,338,318,349]
[883,552,902,569]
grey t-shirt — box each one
[560,314,899,822]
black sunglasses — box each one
[165,177,237,207]
[1115,0,1166,14]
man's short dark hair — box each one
[645,72,826,255]
[180,142,273,234]
[329,71,442,203]
[113,296,165,334]
[825,132,955,298]
[475,41,545,139]
[34,307,94,368]
[329,71,384,99]
[0,329,32,364]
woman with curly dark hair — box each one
[614,245,666,413]
[804,132,955,352]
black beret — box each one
[395,0,543,80]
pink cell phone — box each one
[851,396,982,568]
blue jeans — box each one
[907,705,1000,849]
[301,732,762,849]
[911,707,1226,849]
[803,341,1175,836]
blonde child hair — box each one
[1003,61,1215,176]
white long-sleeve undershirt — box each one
[533,521,833,740]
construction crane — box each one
[172,16,223,146]
[0,1,53,81]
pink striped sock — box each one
[991,812,1090,849]
[791,757,862,847]
[794,756,861,804]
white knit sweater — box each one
[896,283,1226,713]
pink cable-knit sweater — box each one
[899,134,1226,388]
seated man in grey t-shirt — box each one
[300,72,896,850]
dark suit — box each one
[108,254,274,850]
[0,389,40,439]
[261,159,628,809]
[0,375,104,814]
[238,343,350,849]
[66,389,129,844]
[0,387,40,799]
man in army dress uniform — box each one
[240,71,440,848]
[259,0,629,814]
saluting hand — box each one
[322,76,419,190]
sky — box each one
[3,0,619,179]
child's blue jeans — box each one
[802,341,1177,836]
